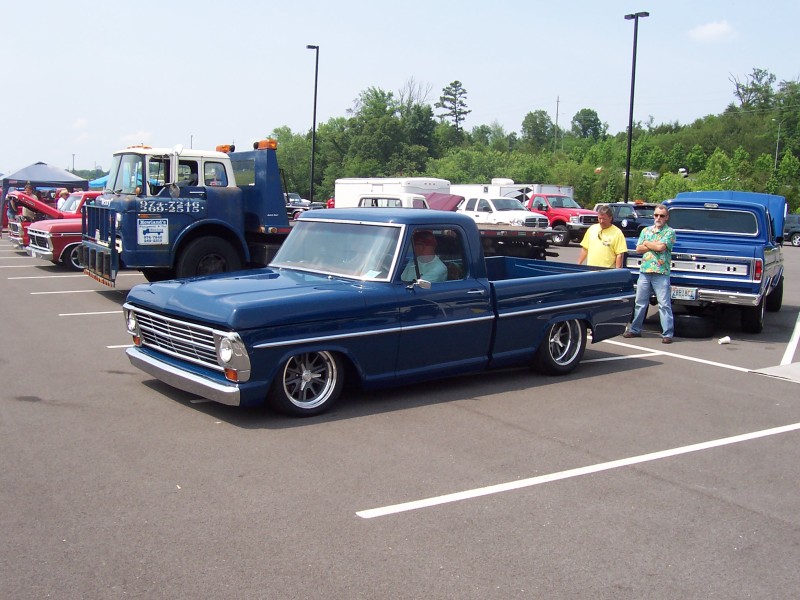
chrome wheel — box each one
[269,351,343,416]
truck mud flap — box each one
[80,245,117,287]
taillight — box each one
[753,259,763,282]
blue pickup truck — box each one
[626,190,785,334]
[123,209,634,416]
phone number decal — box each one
[137,200,202,213]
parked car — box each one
[784,213,800,247]
[286,198,324,220]
[592,202,654,237]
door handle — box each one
[467,289,486,295]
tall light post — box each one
[772,117,785,171]
[623,11,649,203]
[306,44,320,202]
[72,153,76,173]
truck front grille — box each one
[525,216,549,228]
[125,304,222,371]
[579,214,599,225]
[27,230,50,250]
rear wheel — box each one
[766,277,783,312]
[791,232,800,247]
[533,319,587,375]
[268,351,344,416]
[551,225,570,247]
[62,244,84,271]
[176,237,242,279]
[740,296,765,333]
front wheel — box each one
[533,319,587,375]
[550,225,570,247]
[176,237,242,279]
[791,232,800,247]
[268,351,344,416]
[61,244,84,271]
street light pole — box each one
[623,11,649,203]
[306,44,320,202]
[773,118,785,171]
[72,153,76,173]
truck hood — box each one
[27,217,82,234]
[126,268,371,330]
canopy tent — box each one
[89,174,109,188]
[1,162,88,227]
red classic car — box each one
[27,217,85,270]
[7,190,100,250]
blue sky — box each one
[1,0,797,175]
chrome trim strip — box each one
[253,314,496,349]
[126,347,241,406]
[496,294,635,318]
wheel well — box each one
[551,221,568,228]
[174,225,245,267]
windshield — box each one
[493,198,527,211]
[548,195,581,209]
[271,220,402,281]
[669,208,758,235]
[108,154,145,194]
[60,193,83,213]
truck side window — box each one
[477,199,491,212]
[177,160,199,187]
[205,162,228,187]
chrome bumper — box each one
[27,246,54,261]
[126,347,241,406]
[692,288,761,307]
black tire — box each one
[533,319,587,375]
[766,277,783,312]
[551,225,570,247]
[673,313,714,338]
[292,210,304,220]
[61,243,84,271]
[141,268,174,283]
[791,232,800,247]
[268,351,344,416]
[175,237,242,279]
[740,296,765,334]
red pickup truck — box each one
[8,190,100,251]
[524,193,599,247]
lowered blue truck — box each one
[122,209,634,416]
[626,190,785,334]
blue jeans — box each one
[629,272,674,337]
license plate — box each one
[671,286,697,301]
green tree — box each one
[570,109,605,140]
[521,110,555,150]
[435,81,471,132]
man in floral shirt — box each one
[624,204,676,343]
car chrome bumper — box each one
[126,347,241,406]
[27,246,54,261]
[692,288,761,307]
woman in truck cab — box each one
[401,230,447,283]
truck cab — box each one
[81,140,291,286]
[524,193,598,247]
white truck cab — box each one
[456,196,538,227]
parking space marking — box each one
[583,352,661,363]
[601,339,751,372]
[59,310,123,317]
[356,422,800,519]
[9,273,141,280]
[31,289,97,295]
[781,311,800,365]
[107,344,133,349]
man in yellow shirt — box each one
[577,204,627,268]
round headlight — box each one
[219,337,234,364]
[126,312,138,332]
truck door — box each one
[394,226,493,380]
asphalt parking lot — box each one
[2,238,799,599]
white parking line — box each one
[31,289,97,295]
[59,311,123,316]
[356,421,800,519]
[781,311,800,365]
[601,339,751,372]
